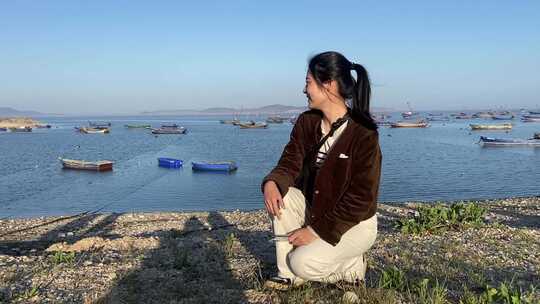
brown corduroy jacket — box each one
[262,110,382,246]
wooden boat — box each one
[479,136,540,147]
[9,127,32,132]
[59,158,113,171]
[158,157,183,168]
[151,127,187,134]
[390,121,429,128]
[192,161,238,172]
[470,123,512,130]
[239,122,268,129]
[80,127,110,134]
[125,124,151,129]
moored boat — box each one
[266,116,286,123]
[89,121,111,127]
[158,157,183,168]
[59,158,113,171]
[125,124,151,129]
[534,132,540,140]
[479,136,540,147]
[80,127,110,134]
[192,161,238,172]
[151,127,187,134]
[0,127,7,132]
[521,117,540,123]
[492,114,515,120]
[390,121,429,128]
[470,123,512,130]
[9,127,32,132]
[239,122,268,129]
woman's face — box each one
[304,72,329,110]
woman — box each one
[262,51,382,289]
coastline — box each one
[0,117,41,129]
[0,197,538,303]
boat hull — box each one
[192,161,237,172]
[470,124,512,130]
[59,158,113,171]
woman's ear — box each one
[323,80,339,94]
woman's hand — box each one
[263,181,284,219]
[288,227,318,246]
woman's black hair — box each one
[308,51,377,130]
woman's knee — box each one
[287,250,332,281]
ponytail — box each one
[351,63,377,130]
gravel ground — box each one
[0,197,538,303]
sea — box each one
[1,114,539,218]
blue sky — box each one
[1,1,539,114]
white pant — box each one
[272,187,377,283]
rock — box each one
[342,291,359,303]
[58,232,66,238]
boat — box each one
[375,120,392,126]
[89,121,111,127]
[528,111,540,115]
[522,114,540,119]
[239,122,268,129]
[401,101,418,119]
[470,123,512,130]
[80,127,110,134]
[220,118,240,125]
[158,157,183,168]
[0,127,7,132]
[479,136,540,147]
[9,127,32,132]
[161,123,179,128]
[521,117,540,123]
[289,116,298,124]
[427,116,450,122]
[151,127,187,134]
[492,115,515,120]
[390,120,429,128]
[59,158,113,171]
[35,124,52,129]
[192,161,238,172]
[125,124,151,129]
[534,132,540,140]
[472,112,494,119]
[266,116,286,123]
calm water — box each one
[1,114,539,218]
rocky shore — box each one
[0,117,41,129]
[0,197,538,303]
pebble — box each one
[342,291,359,303]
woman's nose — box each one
[303,86,307,94]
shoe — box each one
[263,276,305,291]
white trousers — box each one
[272,187,377,283]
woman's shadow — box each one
[97,211,275,304]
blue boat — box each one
[158,158,183,168]
[192,161,238,172]
[0,127,7,132]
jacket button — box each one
[314,190,319,194]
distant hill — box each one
[0,107,53,117]
[141,104,394,116]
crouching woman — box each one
[262,51,382,289]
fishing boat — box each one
[9,127,32,132]
[220,118,240,125]
[492,114,515,120]
[479,136,540,147]
[472,112,494,119]
[390,121,429,128]
[522,114,540,119]
[239,122,268,129]
[161,123,179,128]
[151,127,187,134]
[192,161,238,172]
[80,127,110,134]
[266,116,286,123]
[0,127,7,132]
[89,121,111,127]
[35,124,52,129]
[59,158,113,171]
[158,157,183,168]
[125,124,151,129]
[521,117,540,123]
[375,120,392,126]
[470,123,512,130]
